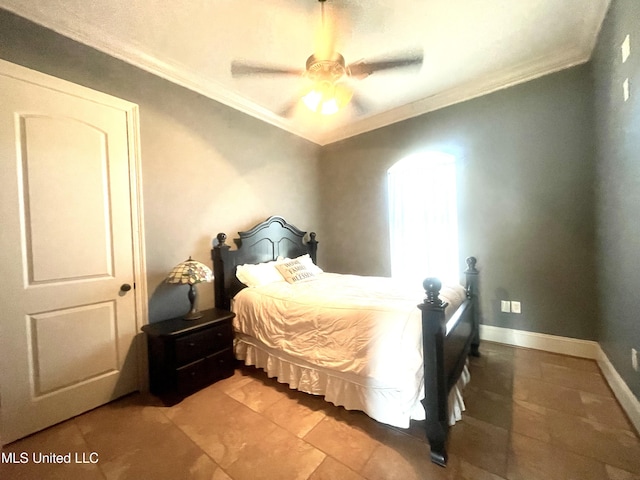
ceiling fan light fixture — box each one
[302,81,352,115]
[302,89,323,112]
[320,98,339,115]
[334,82,353,107]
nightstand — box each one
[142,308,236,400]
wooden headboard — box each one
[211,216,318,310]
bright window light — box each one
[387,152,459,286]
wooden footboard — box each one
[420,257,479,466]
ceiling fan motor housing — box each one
[305,53,349,83]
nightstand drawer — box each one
[176,359,207,394]
[175,329,213,365]
[174,322,233,366]
[208,322,234,351]
[205,348,235,379]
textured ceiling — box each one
[0,0,610,145]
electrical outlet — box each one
[500,300,511,313]
[633,348,639,372]
[624,78,630,102]
[622,34,631,63]
[511,301,521,314]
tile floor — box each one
[2,342,640,480]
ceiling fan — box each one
[230,0,424,117]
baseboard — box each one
[596,349,640,434]
[479,324,600,358]
[479,324,640,434]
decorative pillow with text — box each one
[275,259,317,283]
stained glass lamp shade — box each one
[165,257,213,320]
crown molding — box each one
[317,47,590,145]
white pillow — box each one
[295,254,323,275]
[236,261,284,287]
[275,258,317,284]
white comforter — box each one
[232,273,467,392]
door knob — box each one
[120,283,132,292]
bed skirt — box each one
[234,333,469,429]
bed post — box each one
[307,232,318,264]
[465,256,480,357]
[212,232,231,310]
[419,277,449,467]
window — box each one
[387,152,459,285]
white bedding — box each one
[232,272,469,428]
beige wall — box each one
[140,89,320,320]
[0,10,321,321]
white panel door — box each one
[0,62,142,444]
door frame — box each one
[0,59,149,420]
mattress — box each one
[231,272,469,428]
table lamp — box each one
[165,256,213,319]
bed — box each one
[211,216,480,466]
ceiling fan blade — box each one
[231,61,304,77]
[348,52,424,79]
[278,97,300,118]
[349,93,369,116]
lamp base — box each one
[184,284,202,320]
[183,309,203,320]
